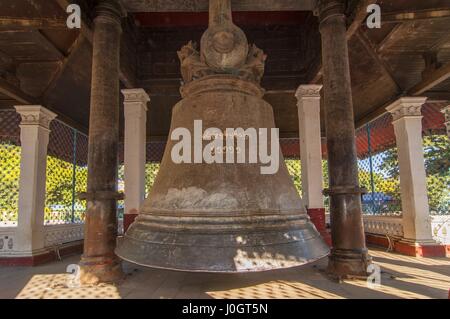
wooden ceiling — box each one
[122,0,316,12]
[0,0,449,139]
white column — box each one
[386,97,434,243]
[442,105,450,138]
[295,85,324,209]
[122,89,149,218]
[14,105,57,254]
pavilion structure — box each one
[0,0,449,284]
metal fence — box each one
[45,119,88,224]
[356,103,449,216]
[356,113,402,215]
[0,110,21,226]
[0,110,88,226]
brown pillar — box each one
[79,0,125,284]
[318,0,371,278]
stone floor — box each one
[0,248,449,299]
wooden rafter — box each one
[123,0,316,12]
[409,61,450,96]
[354,29,402,92]
[382,8,450,24]
[0,17,67,29]
[54,0,135,88]
[0,77,87,132]
[310,0,378,83]
[355,61,450,128]
[0,77,37,105]
[42,34,85,100]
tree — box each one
[0,142,88,224]
[379,134,450,215]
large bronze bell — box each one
[115,0,329,272]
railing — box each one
[363,214,450,244]
[44,223,84,247]
[0,223,84,255]
[0,227,16,253]
[363,214,404,237]
[431,215,450,244]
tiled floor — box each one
[1,248,449,299]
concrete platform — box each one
[0,248,449,299]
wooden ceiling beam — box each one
[355,61,450,128]
[42,34,85,100]
[354,29,402,92]
[346,0,379,40]
[54,0,136,89]
[0,77,38,105]
[0,99,16,109]
[310,0,378,83]
[381,8,450,24]
[409,61,450,96]
[0,17,67,29]
[123,0,316,12]
[0,77,87,132]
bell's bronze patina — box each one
[116,0,329,272]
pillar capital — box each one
[295,85,323,101]
[122,89,150,106]
[316,0,345,23]
[386,97,427,122]
[14,105,57,130]
[94,0,126,24]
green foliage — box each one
[45,156,75,223]
[0,142,21,223]
[145,163,161,194]
[0,142,88,224]
[377,134,449,215]
[285,159,302,195]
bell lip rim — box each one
[116,251,330,274]
[135,208,309,217]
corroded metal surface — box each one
[116,0,328,272]
[116,75,329,272]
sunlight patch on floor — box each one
[207,280,343,299]
[16,274,121,299]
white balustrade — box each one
[363,215,404,237]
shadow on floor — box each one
[1,248,449,299]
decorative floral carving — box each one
[238,44,267,83]
[177,41,267,84]
[121,89,150,104]
[178,41,214,84]
[363,215,404,237]
[14,106,57,129]
[44,224,84,247]
[386,98,427,121]
[389,105,422,121]
[0,235,14,251]
[295,85,323,99]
